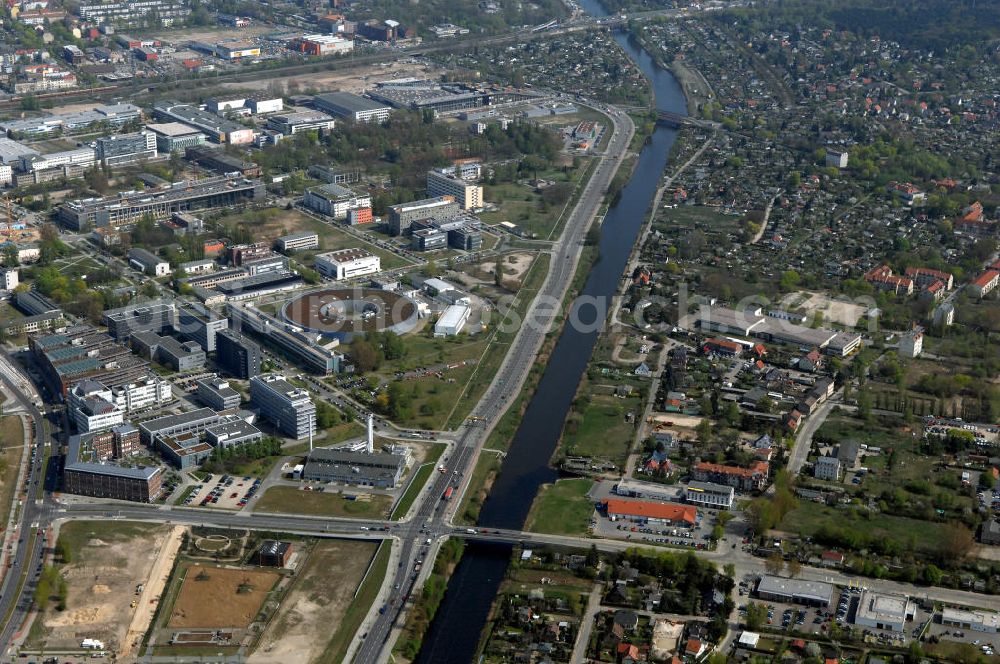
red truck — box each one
[442,486,454,501]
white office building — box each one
[110,376,174,412]
[128,248,170,277]
[276,231,319,252]
[683,481,735,509]
[314,248,381,280]
[67,380,124,433]
[853,591,914,632]
[1,268,19,290]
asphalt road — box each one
[785,391,840,476]
[351,101,635,664]
[0,355,56,653]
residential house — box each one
[692,460,769,492]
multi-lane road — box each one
[352,102,636,664]
[0,357,56,652]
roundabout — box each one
[281,287,420,340]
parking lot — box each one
[590,506,715,550]
[926,623,1000,656]
[587,479,719,549]
[740,579,934,647]
[180,474,261,510]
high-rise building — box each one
[216,328,261,379]
[250,374,316,440]
[387,196,459,236]
[177,303,229,352]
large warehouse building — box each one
[313,92,391,123]
[301,447,406,488]
[602,498,697,527]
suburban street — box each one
[785,391,841,475]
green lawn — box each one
[57,520,162,559]
[444,253,551,429]
[172,485,197,506]
[480,165,588,240]
[391,443,446,520]
[0,417,23,547]
[321,421,367,445]
[319,540,391,664]
[254,486,393,519]
[814,415,903,450]
[561,394,641,463]
[457,453,502,526]
[525,478,595,535]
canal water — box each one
[414,7,688,662]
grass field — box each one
[560,393,641,463]
[654,204,744,233]
[254,486,393,519]
[318,541,391,663]
[391,444,446,520]
[480,164,590,240]
[525,478,595,535]
[57,520,162,557]
[779,500,954,556]
[0,417,23,547]
[168,564,280,628]
[814,415,903,449]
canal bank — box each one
[412,12,689,664]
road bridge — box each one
[655,109,719,130]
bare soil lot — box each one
[469,251,536,285]
[168,564,280,629]
[151,25,275,44]
[250,540,378,664]
[31,521,171,652]
[221,61,446,94]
